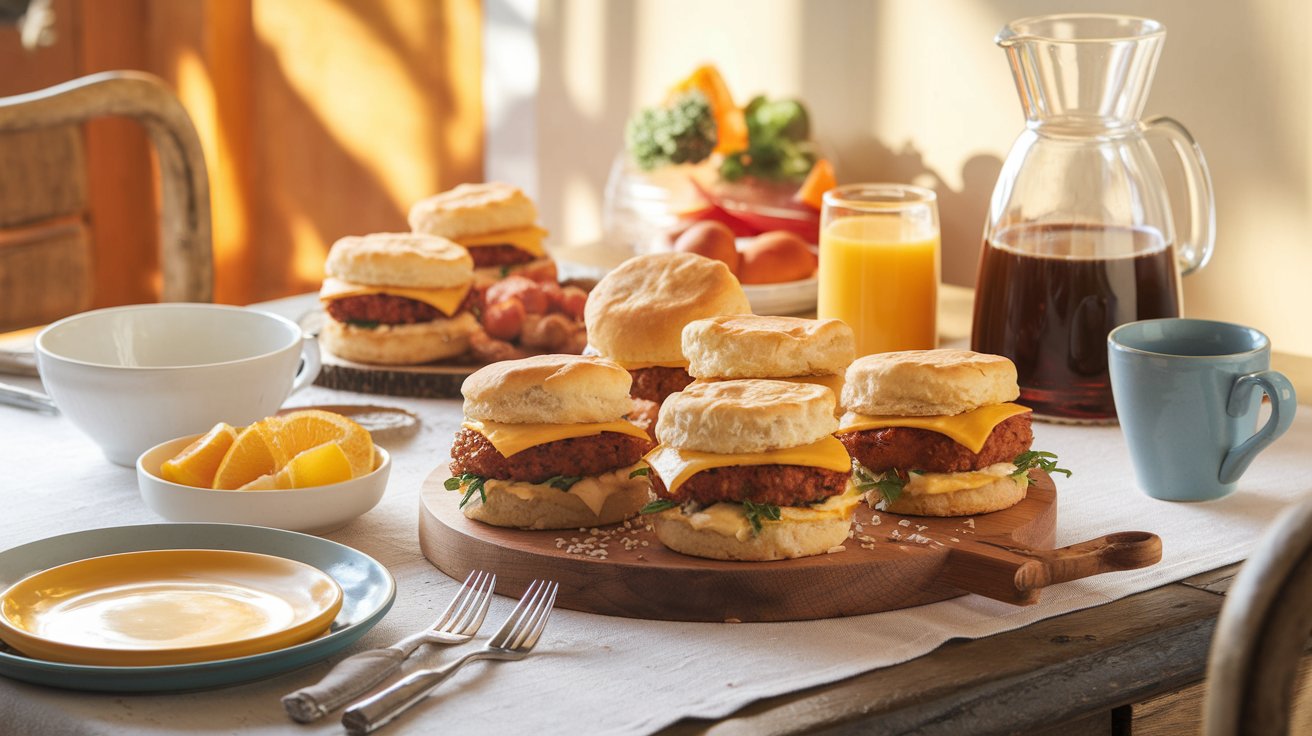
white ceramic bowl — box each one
[136,435,391,535]
[742,278,819,316]
[36,304,320,466]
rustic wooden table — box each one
[656,352,1312,736]
[5,260,1307,734]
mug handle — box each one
[1145,116,1216,276]
[291,336,322,395]
[1219,370,1297,484]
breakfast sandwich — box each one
[835,349,1068,517]
[448,354,655,529]
[682,315,855,411]
[584,252,751,407]
[641,380,861,561]
[319,232,479,365]
[408,182,555,285]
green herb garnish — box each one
[499,265,512,278]
[1011,450,1072,484]
[741,500,782,534]
[629,466,650,478]
[853,463,906,505]
[444,473,487,509]
[640,499,678,514]
[346,319,381,330]
[546,475,582,491]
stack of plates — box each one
[0,523,395,692]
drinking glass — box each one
[817,184,939,356]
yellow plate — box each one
[0,550,343,666]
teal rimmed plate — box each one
[0,523,395,692]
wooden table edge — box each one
[655,577,1230,736]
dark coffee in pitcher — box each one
[978,15,1216,422]
[971,223,1181,421]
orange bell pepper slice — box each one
[795,158,836,210]
[667,64,748,155]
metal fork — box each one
[342,579,559,735]
[282,570,496,723]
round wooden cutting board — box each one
[315,349,477,399]
[298,308,477,399]
[418,466,1159,623]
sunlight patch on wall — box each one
[176,48,247,281]
[253,0,436,209]
[287,207,328,284]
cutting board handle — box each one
[940,531,1163,606]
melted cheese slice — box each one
[782,374,845,395]
[644,435,853,494]
[486,464,647,516]
[455,225,548,257]
[615,360,689,371]
[693,374,844,394]
[319,277,470,317]
[670,485,863,541]
[462,418,650,458]
[901,462,1019,496]
[836,403,1032,454]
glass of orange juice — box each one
[817,184,939,356]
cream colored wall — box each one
[533,0,1312,356]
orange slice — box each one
[236,444,353,491]
[795,158,836,210]
[276,443,354,489]
[667,64,748,154]
[236,474,279,492]
[265,410,374,478]
[160,423,239,488]
[212,423,281,490]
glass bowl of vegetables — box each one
[603,65,835,255]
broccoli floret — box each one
[719,96,815,183]
[625,91,717,171]
[745,97,810,142]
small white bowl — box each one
[37,304,320,466]
[742,278,819,316]
[136,435,391,536]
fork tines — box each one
[491,579,559,651]
[435,570,496,634]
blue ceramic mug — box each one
[1108,319,1297,501]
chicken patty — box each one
[838,412,1033,474]
[629,366,694,405]
[326,294,441,325]
[468,244,538,269]
[652,464,849,508]
[449,428,654,483]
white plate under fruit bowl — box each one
[742,278,818,316]
[136,435,391,535]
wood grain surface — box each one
[419,466,1161,621]
[315,347,477,399]
[422,466,1044,622]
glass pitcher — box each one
[971,14,1215,423]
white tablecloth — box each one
[3,314,1311,735]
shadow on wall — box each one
[844,137,1001,288]
[797,0,1001,289]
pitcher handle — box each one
[1144,116,1216,276]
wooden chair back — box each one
[1203,498,1312,735]
[0,70,212,331]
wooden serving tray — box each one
[417,467,1161,622]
